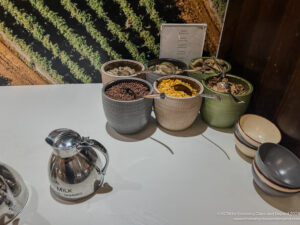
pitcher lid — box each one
[46,128,81,151]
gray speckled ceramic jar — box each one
[102,78,153,134]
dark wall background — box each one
[218,0,300,156]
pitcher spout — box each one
[45,137,54,146]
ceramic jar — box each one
[188,57,231,82]
[102,78,153,134]
[201,74,253,128]
[146,58,187,84]
[101,59,145,85]
[153,75,203,131]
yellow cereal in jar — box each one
[157,79,198,97]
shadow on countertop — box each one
[106,116,157,142]
[106,116,174,154]
[157,115,208,137]
[208,125,235,134]
[253,181,300,213]
[50,182,113,205]
[11,185,50,225]
[235,146,253,164]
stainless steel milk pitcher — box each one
[45,128,109,201]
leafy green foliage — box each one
[211,0,227,22]
[0,0,166,83]
[88,0,146,63]
[114,0,160,55]
[0,21,64,83]
[29,0,103,71]
[60,0,122,60]
[0,0,91,83]
[139,0,165,31]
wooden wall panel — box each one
[218,0,300,155]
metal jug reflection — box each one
[0,162,29,224]
[45,128,109,201]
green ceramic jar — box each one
[188,57,231,82]
[201,74,253,128]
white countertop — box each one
[1,84,300,225]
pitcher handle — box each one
[79,138,109,175]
